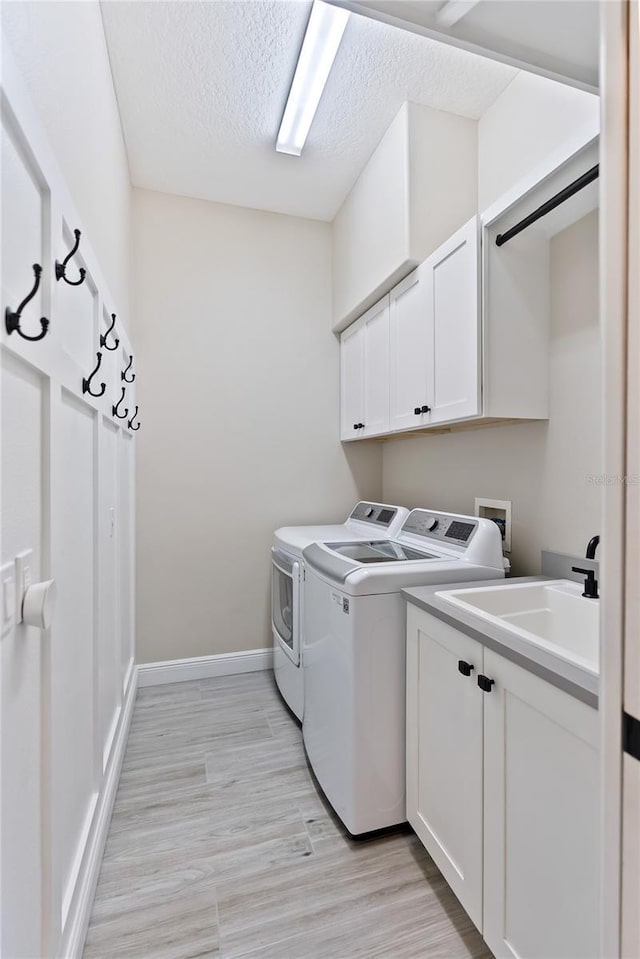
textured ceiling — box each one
[101,0,517,221]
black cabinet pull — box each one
[414,407,422,415]
[421,405,431,413]
[477,675,495,693]
[353,423,358,430]
[358,423,364,429]
[458,660,474,677]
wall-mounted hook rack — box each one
[55,228,86,286]
[128,406,140,431]
[100,313,119,351]
[121,354,135,384]
[5,264,49,341]
[112,386,129,419]
[82,351,106,397]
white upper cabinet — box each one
[428,217,480,424]
[340,321,364,440]
[332,102,477,331]
[340,296,390,440]
[343,216,482,440]
[339,136,600,442]
[389,268,431,432]
[361,297,390,437]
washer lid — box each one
[324,540,439,564]
[303,540,440,584]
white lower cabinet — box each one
[406,604,600,959]
[406,606,484,927]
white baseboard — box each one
[137,648,273,687]
[58,669,138,959]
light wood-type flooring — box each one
[84,671,492,959]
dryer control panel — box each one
[401,510,479,546]
[349,502,399,528]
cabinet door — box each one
[427,216,480,424]
[362,297,390,437]
[482,649,600,959]
[389,267,432,431]
[406,606,484,930]
[340,321,364,440]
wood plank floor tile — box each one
[84,672,491,959]
[84,881,219,959]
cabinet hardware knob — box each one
[414,407,422,415]
[458,660,474,677]
[358,423,365,429]
[477,674,495,693]
[421,405,432,414]
[353,424,359,430]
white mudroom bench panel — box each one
[1,42,136,959]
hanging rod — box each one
[495,164,599,247]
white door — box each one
[482,649,600,959]
[340,321,364,440]
[362,296,390,437]
[406,607,484,930]
[389,267,432,432]
[428,216,481,424]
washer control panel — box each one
[349,502,398,527]
[401,510,478,546]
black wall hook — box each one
[5,264,49,341]
[128,406,140,431]
[121,354,135,384]
[100,313,119,351]
[112,386,129,419]
[82,351,106,397]
[55,228,86,286]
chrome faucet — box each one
[586,535,600,559]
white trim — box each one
[480,131,599,230]
[137,649,274,687]
[599,2,629,956]
[57,669,137,959]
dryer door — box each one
[271,549,300,665]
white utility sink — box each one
[435,579,599,674]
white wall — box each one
[132,188,382,664]
[2,0,132,316]
[383,211,601,574]
[478,71,599,210]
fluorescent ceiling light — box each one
[276,0,350,157]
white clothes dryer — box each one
[271,502,409,720]
[302,508,505,834]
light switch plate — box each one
[15,549,33,625]
[1,561,15,638]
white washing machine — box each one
[301,508,506,835]
[271,502,409,721]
